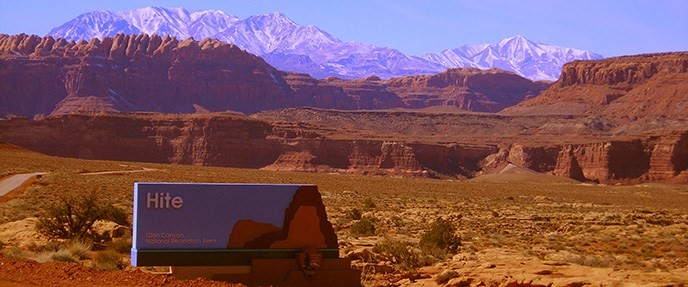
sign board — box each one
[131,183,339,266]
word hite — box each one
[146,192,183,209]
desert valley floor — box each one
[0,143,687,286]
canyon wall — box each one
[0,113,497,178]
[0,113,280,167]
[504,52,688,119]
[0,34,549,117]
[506,136,687,184]
[0,33,297,116]
[557,53,688,87]
[1,114,686,183]
[385,68,550,112]
[1,35,685,184]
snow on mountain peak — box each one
[48,6,240,41]
[499,35,529,45]
[422,35,603,81]
[48,8,603,81]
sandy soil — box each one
[0,255,243,287]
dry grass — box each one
[2,142,688,275]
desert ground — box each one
[0,143,687,286]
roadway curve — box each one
[0,172,47,197]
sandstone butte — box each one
[0,33,686,184]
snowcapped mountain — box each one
[48,7,602,81]
[264,41,445,79]
[48,7,239,41]
[422,35,603,81]
[216,12,339,55]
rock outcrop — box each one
[504,135,688,184]
[0,34,550,117]
[384,68,550,112]
[1,112,686,183]
[281,73,405,110]
[504,52,688,120]
[552,140,651,183]
[0,33,294,116]
[262,139,497,178]
[321,77,406,110]
[0,113,280,167]
[0,113,498,179]
[557,53,688,87]
[648,131,688,183]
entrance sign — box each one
[131,183,340,266]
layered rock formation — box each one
[1,34,685,184]
[0,33,296,116]
[0,113,498,179]
[504,52,688,120]
[500,136,688,184]
[281,73,405,110]
[0,113,280,167]
[254,104,688,183]
[385,68,550,112]
[0,111,686,183]
[262,139,497,178]
[0,34,549,117]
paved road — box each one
[0,172,48,196]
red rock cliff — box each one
[0,113,685,183]
[0,34,551,117]
[384,68,550,112]
[0,113,281,167]
[0,113,497,179]
[505,52,688,119]
[558,53,688,87]
[505,135,687,184]
[0,33,295,116]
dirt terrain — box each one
[1,144,687,286]
[0,255,243,287]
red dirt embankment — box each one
[0,255,243,287]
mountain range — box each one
[49,6,603,81]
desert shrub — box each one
[363,197,377,209]
[36,192,130,242]
[464,244,478,253]
[50,249,79,263]
[109,237,132,254]
[3,247,27,259]
[420,218,461,258]
[93,249,123,270]
[561,253,619,268]
[349,208,362,220]
[26,241,63,253]
[108,208,129,229]
[359,264,376,287]
[350,217,376,237]
[34,249,78,264]
[373,239,433,270]
[66,240,92,260]
[435,270,460,285]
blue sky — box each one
[0,0,686,57]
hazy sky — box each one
[0,0,686,57]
